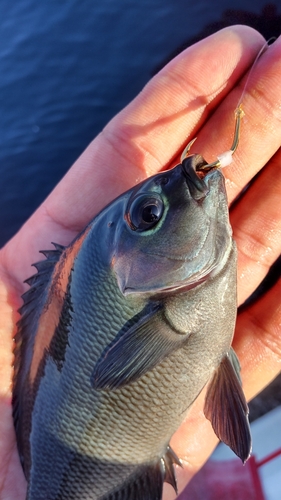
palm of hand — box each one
[1,26,281,500]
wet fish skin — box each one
[13,155,251,499]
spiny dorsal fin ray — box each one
[12,242,65,455]
[204,347,252,463]
[17,244,65,319]
[162,445,182,494]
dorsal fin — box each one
[162,445,182,493]
[12,242,65,465]
[16,242,65,341]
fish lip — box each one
[181,155,209,200]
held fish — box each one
[13,111,251,499]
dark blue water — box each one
[0,0,280,246]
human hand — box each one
[0,25,281,499]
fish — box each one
[12,145,252,499]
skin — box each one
[0,24,281,500]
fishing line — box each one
[236,37,276,109]
[210,38,276,170]
[182,38,276,171]
[215,37,276,170]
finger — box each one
[192,35,281,204]
[165,276,281,499]
[0,277,27,497]
[234,277,281,400]
[44,26,262,230]
[230,149,281,305]
[3,26,264,285]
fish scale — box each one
[13,156,251,499]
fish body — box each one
[13,155,251,499]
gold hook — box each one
[180,104,244,171]
[230,104,245,154]
[198,104,244,171]
[180,137,197,163]
[180,39,274,171]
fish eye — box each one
[126,194,164,231]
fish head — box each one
[104,154,232,295]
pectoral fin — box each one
[91,305,186,390]
[204,347,252,463]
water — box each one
[0,0,280,246]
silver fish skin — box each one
[13,154,251,500]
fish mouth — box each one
[181,154,210,200]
